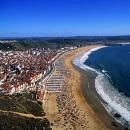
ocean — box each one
[73,44,130,128]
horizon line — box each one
[0,35,130,39]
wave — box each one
[73,46,106,74]
[72,46,130,127]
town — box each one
[0,47,77,100]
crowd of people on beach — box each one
[56,82,89,130]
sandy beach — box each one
[62,45,107,130]
[43,45,125,130]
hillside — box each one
[0,35,130,51]
[0,92,51,130]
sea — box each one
[73,44,130,128]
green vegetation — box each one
[0,92,51,130]
[1,35,130,51]
[0,112,51,130]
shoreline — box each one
[43,45,126,130]
[63,45,108,130]
[65,45,125,130]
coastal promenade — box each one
[42,45,111,130]
[44,55,66,93]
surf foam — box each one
[72,46,130,127]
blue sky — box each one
[0,0,130,37]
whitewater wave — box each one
[73,46,106,74]
[72,46,130,127]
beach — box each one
[43,45,125,130]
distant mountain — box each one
[0,35,130,51]
[0,35,130,40]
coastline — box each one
[43,45,125,130]
[63,45,107,130]
[64,45,125,130]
